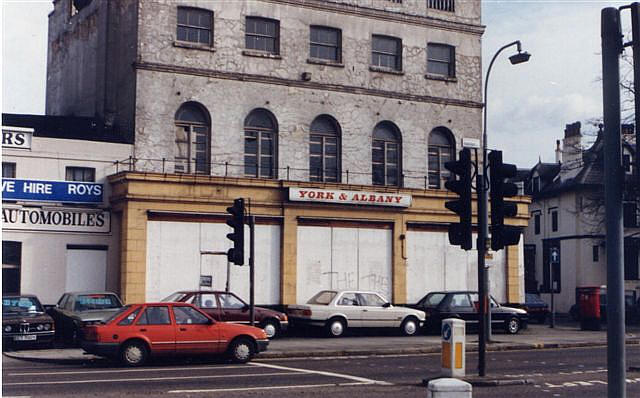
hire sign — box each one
[289,187,411,207]
[2,179,103,204]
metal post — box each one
[632,3,640,196]
[225,258,231,293]
[476,169,487,377]
[602,7,626,398]
[249,215,256,327]
[550,276,555,328]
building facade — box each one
[2,114,133,304]
[522,122,639,312]
[42,0,529,306]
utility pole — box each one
[249,215,256,327]
[601,7,626,398]
[632,3,640,195]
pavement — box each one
[4,321,640,364]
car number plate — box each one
[14,335,37,341]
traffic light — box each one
[226,198,245,265]
[444,148,473,250]
[488,150,520,251]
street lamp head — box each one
[509,51,531,65]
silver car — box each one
[287,290,426,337]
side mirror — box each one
[382,302,391,308]
[242,304,250,312]
[208,318,215,325]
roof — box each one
[2,113,131,144]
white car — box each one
[287,290,426,337]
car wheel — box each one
[262,319,280,339]
[325,318,346,337]
[120,340,148,367]
[400,317,419,336]
[505,317,521,334]
[228,337,255,363]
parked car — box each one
[80,302,269,366]
[503,293,549,324]
[408,291,528,334]
[162,290,288,339]
[287,290,426,337]
[2,295,55,349]
[47,291,123,344]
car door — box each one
[335,292,361,327]
[172,305,220,354]
[134,305,175,354]
[217,293,249,323]
[358,293,394,328]
[488,296,508,328]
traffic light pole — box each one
[476,170,487,377]
[602,7,626,397]
[249,215,256,327]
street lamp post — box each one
[478,41,530,376]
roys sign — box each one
[289,187,411,207]
[2,179,103,203]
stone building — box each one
[43,0,529,307]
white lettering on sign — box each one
[68,183,102,196]
[289,187,411,207]
[22,182,53,194]
[2,180,15,192]
[2,206,111,233]
[2,128,33,149]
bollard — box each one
[441,318,466,378]
[426,378,472,398]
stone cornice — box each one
[134,61,483,109]
[264,0,485,36]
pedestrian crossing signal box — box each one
[441,318,466,378]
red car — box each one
[162,291,288,338]
[81,302,268,366]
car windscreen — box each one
[103,305,133,324]
[525,294,545,304]
[161,292,188,302]
[74,294,122,311]
[2,296,44,314]
[307,291,337,305]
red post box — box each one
[577,286,601,331]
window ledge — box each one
[242,49,282,59]
[369,65,404,75]
[424,73,457,83]
[307,58,344,68]
[173,41,216,52]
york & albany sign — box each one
[2,179,103,204]
[289,187,411,207]
[3,206,110,233]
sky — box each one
[1,0,635,168]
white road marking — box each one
[168,382,366,394]
[2,371,296,386]
[8,365,247,377]
[250,361,392,385]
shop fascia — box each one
[2,178,110,233]
[289,187,412,207]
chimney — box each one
[563,121,582,166]
[555,139,562,163]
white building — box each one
[523,122,639,312]
[2,114,133,304]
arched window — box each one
[244,109,278,178]
[310,115,341,182]
[428,127,455,189]
[175,102,211,174]
[372,121,402,186]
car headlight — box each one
[36,324,44,331]
[4,325,12,332]
[44,323,51,331]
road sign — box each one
[550,247,560,263]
